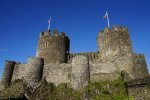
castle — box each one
[0,25,150,99]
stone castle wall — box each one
[67,52,99,63]
[36,30,70,64]
[97,26,133,62]
[132,53,149,78]
[71,56,90,90]
[42,55,121,87]
[1,26,149,86]
[25,57,44,84]
[90,61,120,82]
[127,77,150,99]
[11,57,44,85]
[7,53,148,87]
[12,63,26,81]
[43,63,72,86]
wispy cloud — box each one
[0,48,7,52]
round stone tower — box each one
[1,60,16,86]
[26,57,44,84]
[36,30,70,64]
[71,56,90,90]
[97,26,133,61]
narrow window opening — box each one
[45,42,49,48]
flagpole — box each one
[106,11,110,28]
[48,17,51,30]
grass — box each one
[0,77,134,100]
[30,77,134,100]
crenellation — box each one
[39,30,50,38]
[103,27,110,33]
[39,32,44,38]
[60,32,65,38]
[133,53,145,59]
[44,30,50,36]
[112,25,128,32]
[52,29,59,37]
[67,52,99,63]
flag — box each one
[103,11,108,19]
[103,13,107,19]
[103,11,110,28]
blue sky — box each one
[0,0,150,79]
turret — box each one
[25,57,44,84]
[36,29,70,64]
[97,25,133,61]
[1,60,16,86]
[132,53,149,78]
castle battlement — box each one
[39,29,67,38]
[67,52,99,63]
[98,26,128,40]
[100,26,128,33]
[133,53,145,58]
[112,25,128,32]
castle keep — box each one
[0,25,150,99]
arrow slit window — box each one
[45,42,49,48]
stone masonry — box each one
[0,25,149,99]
